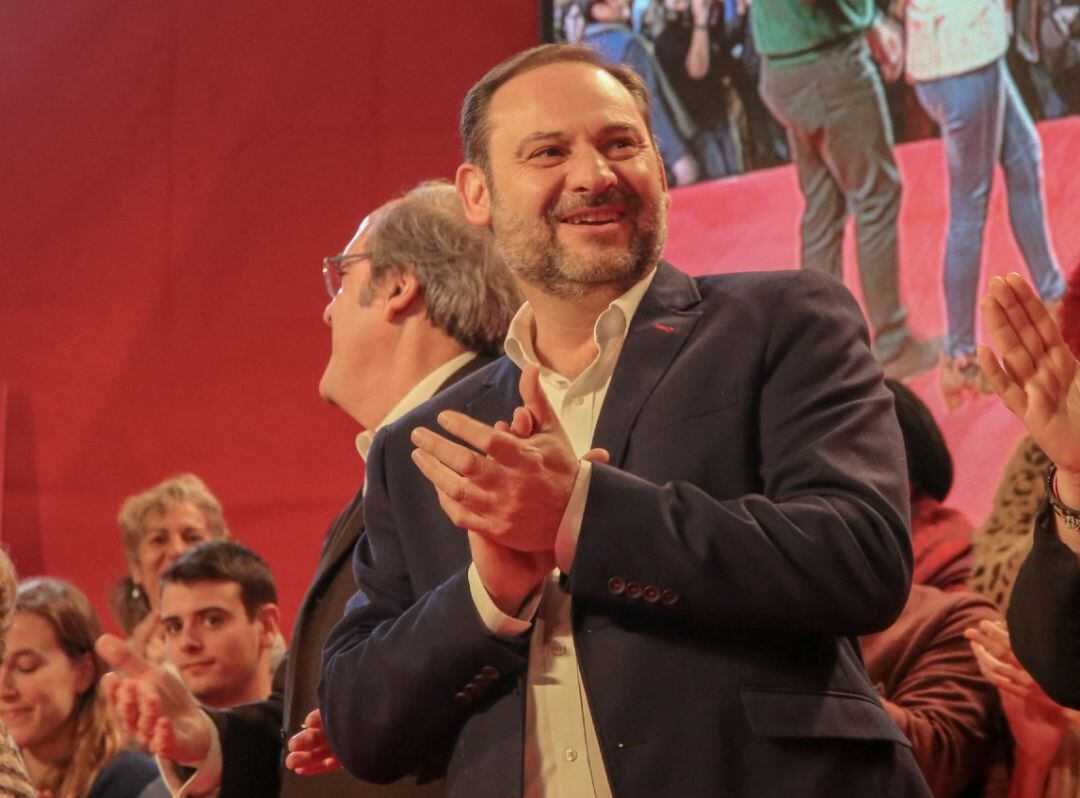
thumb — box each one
[304,708,324,730]
[96,633,153,679]
[582,447,610,464]
[518,366,558,431]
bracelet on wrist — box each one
[1047,463,1080,529]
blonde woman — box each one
[0,578,159,798]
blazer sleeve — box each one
[209,657,286,798]
[1008,502,1080,709]
[319,429,531,785]
[566,270,913,636]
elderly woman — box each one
[111,475,228,662]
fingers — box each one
[149,716,175,758]
[982,280,1038,383]
[286,721,340,775]
[411,426,489,477]
[285,750,341,776]
[976,344,1027,416]
[96,633,152,678]
[511,406,534,438]
[582,447,610,464]
[519,366,559,432]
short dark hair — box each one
[460,43,654,175]
[161,540,277,619]
[884,379,953,502]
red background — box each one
[0,2,540,634]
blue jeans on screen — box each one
[915,58,1065,359]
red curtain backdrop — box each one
[0,2,539,633]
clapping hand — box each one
[96,633,212,764]
[285,709,341,776]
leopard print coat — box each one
[969,435,1049,610]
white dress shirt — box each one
[467,268,656,798]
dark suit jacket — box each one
[1007,502,1080,709]
[209,357,491,798]
[321,264,931,798]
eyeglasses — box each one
[322,252,371,300]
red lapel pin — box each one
[654,323,675,333]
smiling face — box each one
[0,612,92,758]
[160,579,273,708]
[462,60,668,299]
[130,501,214,610]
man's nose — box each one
[323,296,336,326]
[567,148,617,195]
[180,625,202,652]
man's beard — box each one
[491,186,667,299]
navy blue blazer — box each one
[321,264,931,797]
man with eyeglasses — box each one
[96,179,522,798]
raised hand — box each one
[96,633,212,765]
[965,619,1067,765]
[410,366,581,552]
[285,708,341,776]
[978,275,1080,473]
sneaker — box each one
[879,336,942,381]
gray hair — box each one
[117,473,229,564]
[362,180,522,356]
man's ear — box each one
[383,271,422,322]
[256,603,280,648]
[456,162,492,227]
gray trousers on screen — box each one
[759,37,908,359]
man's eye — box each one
[203,613,225,628]
[162,622,181,637]
[531,146,564,159]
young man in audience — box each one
[159,541,281,708]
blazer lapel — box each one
[592,263,703,467]
[465,358,523,426]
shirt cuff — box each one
[157,711,222,797]
[554,459,591,573]
[467,562,539,639]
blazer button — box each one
[642,585,660,603]
[660,588,679,605]
[465,682,483,699]
[453,691,471,706]
[607,577,626,595]
[625,582,642,599]
[480,665,500,680]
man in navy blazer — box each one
[321,44,930,797]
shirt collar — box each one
[354,351,478,462]
[504,267,657,378]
